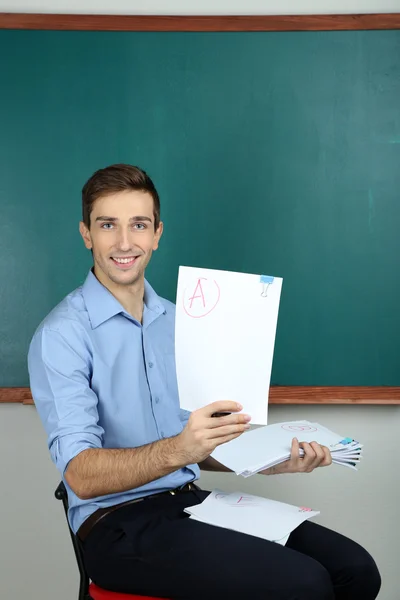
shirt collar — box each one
[81,269,166,329]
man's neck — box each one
[93,267,145,323]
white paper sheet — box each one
[175,266,283,424]
[184,490,319,543]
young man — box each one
[28,164,380,600]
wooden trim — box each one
[269,386,400,404]
[0,13,400,32]
[1,387,400,405]
[0,388,34,405]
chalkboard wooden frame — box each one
[1,387,400,405]
[0,12,399,405]
[0,13,400,31]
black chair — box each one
[54,482,164,600]
[55,482,91,600]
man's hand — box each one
[174,401,251,465]
[260,437,332,476]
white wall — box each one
[1,402,399,600]
[0,0,400,15]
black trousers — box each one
[83,490,381,600]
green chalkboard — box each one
[1,29,399,387]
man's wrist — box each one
[164,433,190,471]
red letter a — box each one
[189,278,206,308]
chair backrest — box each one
[55,481,91,600]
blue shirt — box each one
[28,270,200,533]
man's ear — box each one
[153,221,164,251]
[79,221,92,250]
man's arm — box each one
[67,405,237,496]
[29,325,251,500]
[66,438,187,499]
[66,402,249,498]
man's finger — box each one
[209,423,250,439]
[209,413,251,429]
[320,445,333,466]
[202,401,243,417]
[309,442,326,467]
[299,441,318,471]
[290,437,301,461]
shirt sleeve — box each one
[179,408,191,428]
[28,323,104,476]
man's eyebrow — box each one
[95,216,153,222]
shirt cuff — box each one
[50,432,102,475]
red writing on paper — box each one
[214,493,261,507]
[235,495,261,507]
[189,278,206,308]
[183,277,220,318]
[281,424,318,433]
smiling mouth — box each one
[110,256,139,269]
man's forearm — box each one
[65,435,188,499]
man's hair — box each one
[82,164,160,230]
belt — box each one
[77,482,199,542]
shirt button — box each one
[148,361,154,368]
[161,431,165,438]
[155,397,160,404]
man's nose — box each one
[117,229,132,251]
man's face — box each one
[79,189,163,288]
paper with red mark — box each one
[175,266,283,424]
[184,489,320,544]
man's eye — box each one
[101,223,113,229]
[134,223,146,230]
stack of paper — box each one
[185,489,320,544]
[211,420,363,476]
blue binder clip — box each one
[260,275,274,297]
